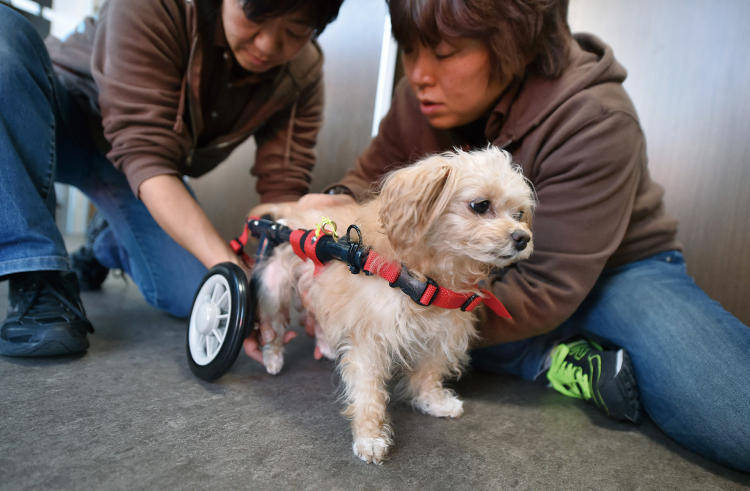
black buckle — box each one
[390,268,438,306]
[460,294,480,312]
[344,225,367,274]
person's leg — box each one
[471,302,641,422]
[57,150,208,318]
[0,6,70,275]
[0,5,93,356]
[471,320,579,381]
[570,250,750,471]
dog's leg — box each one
[405,353,465,418]
[297,267,336,360]
[256,247,297,375]
[339,344,393,464]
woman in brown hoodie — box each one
[289,0,750,472]
[0,0,342,355]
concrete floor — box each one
[1,275,749,490]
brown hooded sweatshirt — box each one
[335,34,681,344]
[45,0,324,202]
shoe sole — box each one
[0,324,90,357]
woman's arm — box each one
[479,111,646,345]
[139,175,240,270]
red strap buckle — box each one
[417,278,439,306]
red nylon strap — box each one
[429,287,511,319]
[290,229,328,276]
[363,251,401,284]
[431,288,474,310]
[480,288,512,319]
[419,283,438,305]
[303,232,326,271]
[290,229,306,261]
[230,222,251,253]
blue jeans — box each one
[473,250,750,472]
[0,6,206,317]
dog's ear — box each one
[378,156,456,252]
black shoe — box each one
[0,271,94,357]
[70,212,109,291]
[546,338,642,423]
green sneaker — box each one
[546,339,641,423]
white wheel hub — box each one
[195,302,221,335]
[189,274,231,365]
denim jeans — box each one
[0,6,206,317]
[473,250,750,471]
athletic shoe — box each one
[546,338,641,423]
[0,271,94,357]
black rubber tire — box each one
[186,262,254,381]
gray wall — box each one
[191,0,387,240]
[569,0,750,323]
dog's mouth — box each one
[493,246,532,264]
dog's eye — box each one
[512,210,524,221]
[469,199,491,215]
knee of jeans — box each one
[143,282,195,319]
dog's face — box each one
[378,147,535,283]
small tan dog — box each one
[255,147,535,464]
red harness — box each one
[359,250,511,319]
[234,219,512,319]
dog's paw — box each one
[415,391,464,418]
[316,339,336,361]
[262,346,284,375]
[352,436,390,464]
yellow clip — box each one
[314,216,338,240]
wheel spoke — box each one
[210,283,222,303]
[205,334,215,357]
[203,334,210,357]
[218,290,229,308]
[200,290,211,305]
[212,328,225,344]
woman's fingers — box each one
[243,324,299,364]
[283,331,297,344]
[242,336,264,364]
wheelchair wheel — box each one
[186,262,253,381]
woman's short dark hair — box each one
[388,0,571,82]
[240,0,345,36]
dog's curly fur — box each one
[255,147,535,464]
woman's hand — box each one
[242,326,298,364]
[248,193,356,221]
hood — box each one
[493,33,629,145]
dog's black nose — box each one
[511,230,530,251]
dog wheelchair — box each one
[186,216,511,381]
[186,216,372,381]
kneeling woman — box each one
[291,0,750,473]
